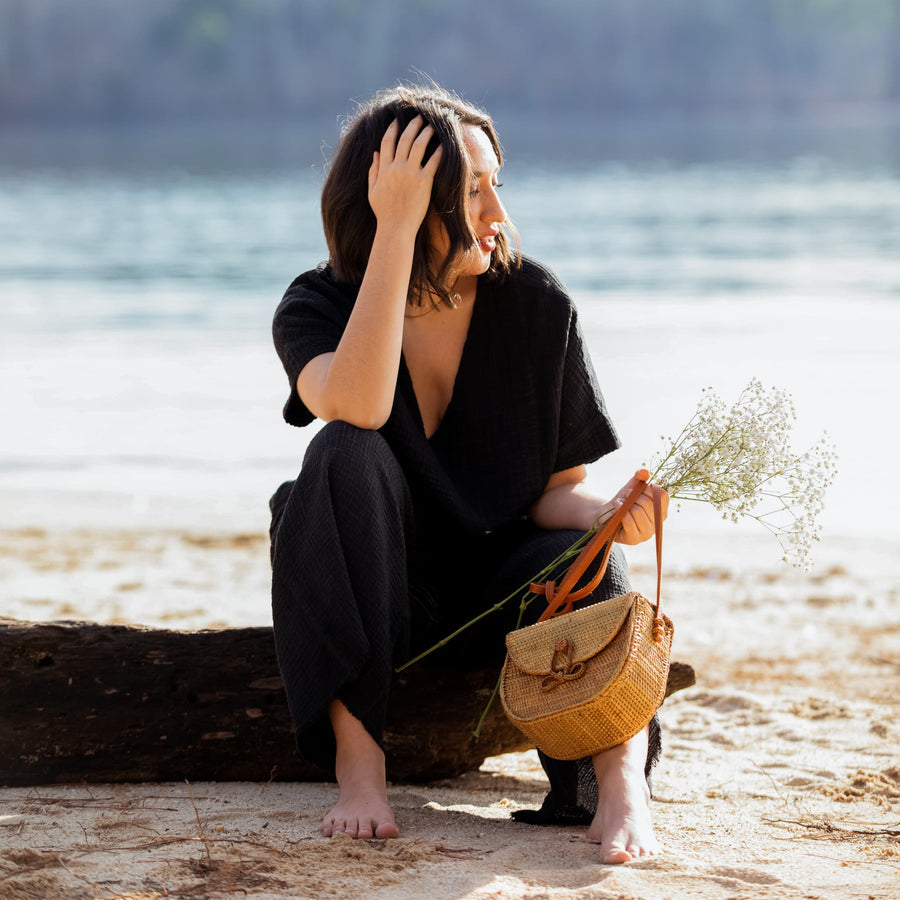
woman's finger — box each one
[615,477,640,505]
[408,122,436,166]
[368,151,380,193]
[394,115,425,160]
[617,516,641,545]
[379,119,400,164]
[422,142,443,176]
[629,500,653,535]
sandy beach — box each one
[2,523,898,900]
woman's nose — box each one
[480,186,506,225]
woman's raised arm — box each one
[297,116,443,429]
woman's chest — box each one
[401,302,475,439]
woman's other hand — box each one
[368,116,443,234]
[613,479,669,545]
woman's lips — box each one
[478,234,497,253]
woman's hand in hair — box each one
[296,117,443,431]
[368,116,443,234]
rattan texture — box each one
[500,592,673,760]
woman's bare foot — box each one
[321,779,398,840]
[586,726,661,864]
[322,700,399,840]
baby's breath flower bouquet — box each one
[400,379,837,709]
[649,377,837,569]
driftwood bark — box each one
[0,617,695,786]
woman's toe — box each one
[375,820,400,839]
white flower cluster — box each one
[648,378,838,568]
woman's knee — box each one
[300,421,411,514]
[268,479,296,561]
[304,421,392,472]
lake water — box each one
[2,120,898,551]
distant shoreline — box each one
[2,110,900,173]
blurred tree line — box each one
[0,0,898,124]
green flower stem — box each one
[395,588,523,672]
[472,586,533,738]
[472,670,504,738]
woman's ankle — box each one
[324,700,398,839]
[592,727,649,787]
[329,700,388,791]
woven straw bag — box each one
[500,470,673,760]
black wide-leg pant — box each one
[270,421,660,825]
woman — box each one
[270,84,667,863]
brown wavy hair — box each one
[321,84,519,309]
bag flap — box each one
[504,592,637,675]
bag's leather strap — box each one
[532,469,665,623]
[652,483,663,615]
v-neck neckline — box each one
[402,284,484,443]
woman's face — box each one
[428,124,507,281]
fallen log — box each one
[0,617,695,785]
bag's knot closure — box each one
[540,638,585,691]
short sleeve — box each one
[272,267,357,427]
[553,286,621,472]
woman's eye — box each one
[470,181,502,197]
